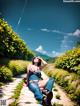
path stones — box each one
[0,77,22,106]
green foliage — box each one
[9,80,24,106]
[0,60,30,82]
[43,64,80,105]
[0,82,4,87]
[0,66,12,82]
[44,47,80,105]
[8,60,30,76]
[55,48,80,75]
[0,18,34,60]
[56,94,60,99]
[53,88,58,91]
[53,103,63,106]
[8,101,18,106]
[12,80,24,99]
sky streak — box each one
[16,0,27,31]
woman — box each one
[24,57,54,106]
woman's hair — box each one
[32,57,41,67]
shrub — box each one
[55,47,80,75]
[43,65,80,105]
[0,66,12,82]
[0,18,35,60]
[8,60,30,76]
[73,86,80,104]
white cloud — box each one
[51,51,61,57]
[35,45,61,57]
[52,30,67,35]
[35,45,47,54]
[60,35,69,51]
[52,29,80,37]
[60,29,80,51]
[68,29,80,37]
[40,28,50,32]
[40,28,80,37]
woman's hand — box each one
[37,57,47,65]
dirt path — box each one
[54,84,75,106]
[0,74,25,106]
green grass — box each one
[53,88,58,91]
[43,64,80,105]
[0,60,30,82]
[56,94,61,99]
[9,80,24,106]
[52,103,63,106]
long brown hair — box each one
[32,57,41,67]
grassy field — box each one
[0,58,30,84]
[43,63,80,105]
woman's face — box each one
[32,57,41,66]
[33,58,39,63]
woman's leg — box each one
[38,77,55,106]
[45,77,55,92]
[38,78,49,88]
[28,82,44,104]
[38,77,55,91]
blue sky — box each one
[0,0,80,57]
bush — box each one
[0,18,35,60]
[55,48,80,75]
[43,65,80,105]
[8,60,30,76]
[72,65,80,75]
[0,66,12,82]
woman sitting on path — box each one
[24,57,55,106]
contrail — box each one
[18,17,21,25]
[16,0,28,31]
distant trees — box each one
[0,19,35,60]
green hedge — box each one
[55,47,80,75]
[0,66,12,82]
[0,18,35,60]
[43,65,80,105]
[8,60,30,76]
[0,60,30,82]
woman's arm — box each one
[23,64,30,86]
[37,57,48,69]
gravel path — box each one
[0,75,24,106]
